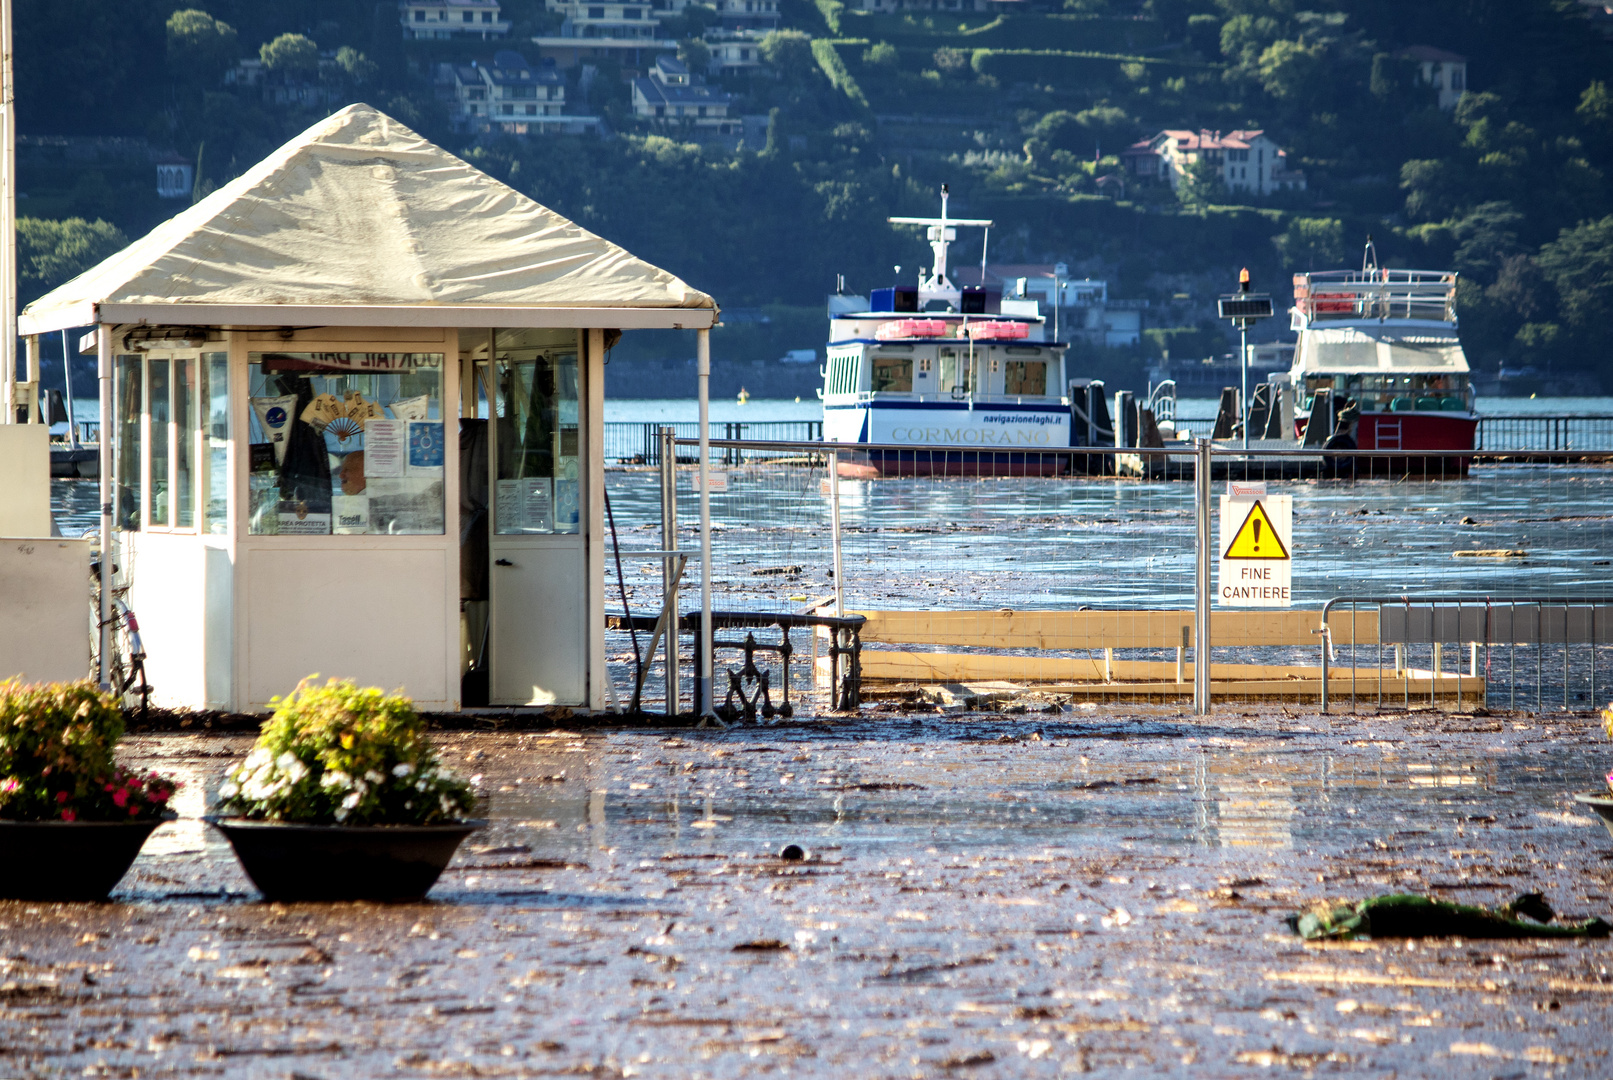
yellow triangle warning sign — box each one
[1223,500,1290,559]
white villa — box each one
[1122,129,1306,196]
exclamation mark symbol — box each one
[1252,518,1261,552]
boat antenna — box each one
[1362,233,1378,274]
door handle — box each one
[495,558,514,567]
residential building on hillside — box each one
[225,57,342,107]
[709,0,781,32]
[1122,129,1305,196]
[967,263,1146,348]
[841,0,1013,11]
[438,51,599,134]
[632,54,737,132]
[545,0,660,39]
[1395,46,1468,110]
[705,30,768,74]
[400,0,510,39]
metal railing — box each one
[1320,596,1613,714]
[1165,414,1613,452]
[603,420,822,464]
[613,438,1613,718]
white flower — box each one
[242,748,271,771]
[320,770,349,789]
[341,792,361,809]
[218,780,239,800]
[276,751,298,771]
[334,808,348,822]
[364,770,384,785]
[392,763,414,778]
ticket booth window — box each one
[246,353,446,536]
[492,330,580,535]
[115,355,142,531]
[204,353,229,534]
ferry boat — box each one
[820,188,1070,477]
[1286,249,1477,456]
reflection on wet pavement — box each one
[4,712,1613,1077]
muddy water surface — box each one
[4,712,1613,1077]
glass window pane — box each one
[204,353,229,535]
[246,353,445,536]
[870,352,912,392]
[493,329,580,535]
[1005,360,1046,396]
[175,358,196,528]
[149,358,170,526]
[115,355,142,531]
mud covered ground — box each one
[4,708,1613,1078]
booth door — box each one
[486,336,586,706]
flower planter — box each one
[1572,793,1613,840]
[204,816,484,902]
[0,816,172,901]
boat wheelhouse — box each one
[1287,260,1477,454]
[822,189,1069,477]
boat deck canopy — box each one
[1297,326,1468,375]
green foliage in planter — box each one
[0,679,176,822]
[218,677,474,825]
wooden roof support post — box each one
[96,324,112,687]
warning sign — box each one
[1218,490,1292,607]
[1223,501,1290,560]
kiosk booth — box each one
[18,105,719,713]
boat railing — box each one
[1293,269,1457,324]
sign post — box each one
[1217,270,1274,448]
[1218,481,1292,607]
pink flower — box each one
[128,804,139,817]
[112,789,128,808]
[61,809,76,822]
[150,789,169,803]
[104,782,115,792]
[55,790,68,803]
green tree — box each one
[334,46,377,86]
[1176,156,1223,208]
[676,38,710,75]
[260,33,319,76]
[760,29,815,83]
[17,218,128,304]
[1538,216,1613,335]
[862,41,897,69]
[932,47,969,78]
[1257,39,1324,101]
[166,9,238,84]
[1272,216,1343,270]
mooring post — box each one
[1194,437,1212,714]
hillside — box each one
[13,0,1613,393]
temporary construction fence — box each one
[602,436,1613,718]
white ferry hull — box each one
[824,401,1072,477]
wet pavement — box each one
[5,709,1613,1077]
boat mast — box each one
[889,184,991,309]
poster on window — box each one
[408,421,444,478]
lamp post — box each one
[1217,268,1273,448]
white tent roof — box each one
[20,104,717,335]
[1296,326,1469,375]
